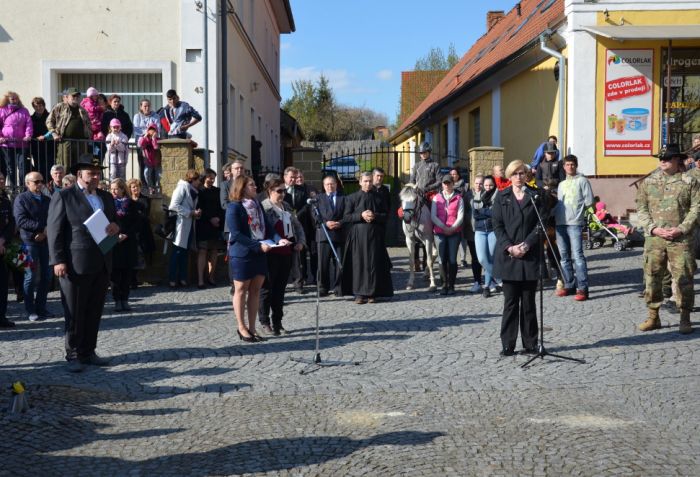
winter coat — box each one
[101,105,134,139]
[105,131,129,165]
[492,186,548,282]
[168,179,198,249]
[79,97,105,140]
[471,189,496,232]
[137,135,160,167]
[0,105,33,148]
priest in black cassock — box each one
[341,172,394,304]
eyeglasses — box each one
[658,157,673,162]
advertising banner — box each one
[604,49,654,156]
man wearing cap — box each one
[535,142,565,191]
[531,135,559,172]
[410,142,440,196]
[47,153,120,372]
[431,173,464,295]
[46,88,91,170]
[637,144,700,334]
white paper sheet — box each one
[83,209,110,243]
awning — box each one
[581,25,700,40]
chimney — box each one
[487,11,505,30]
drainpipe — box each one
[203,0,210,168]
[540,34,566,156]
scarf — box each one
[114,196,129,217]
[243,198,265,240]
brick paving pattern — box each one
[1,247,698,476]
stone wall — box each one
[468,147,505,177]
[291,147,323,189]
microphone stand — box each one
[290,200,360,374]
[522,191,585,369]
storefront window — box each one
[662,48,700,150]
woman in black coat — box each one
[109,178,139,312]
[0,173,15,328]
[492,160,548,356]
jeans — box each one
[168,231,192,283]
[474,230,498,287]
[0,146,28,188]
[435,233,461,266]
[23,242,51,316]
[144,166,162,190]
[556,224,588,291]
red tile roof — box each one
[399,70,449,126]
[394,0,564,139]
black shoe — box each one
[499,349,516,357]
[197,283,207,289]
[278,327,290,335]
[38,310,57,319]
[80,353,111,366]
[114,301,124,312]
[0,319,15,328]
[250,333,266,342]
[261,324,273,335]
[482,288,491,298]
[440,287,448,296]
[319,289,329,297]
[237,330,256,343]
[67,360,86,373]
[121,300,132,312]
[273,328,281,336]
[522,347,538,355]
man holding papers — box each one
[47,153,119,373]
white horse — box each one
[399,184,438,291]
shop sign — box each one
[604,49,654,156]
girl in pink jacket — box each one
[137,123,161,193]
[80,87,105,141]
[0,91,33,188]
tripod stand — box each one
[521,192,585,369]
[290,201,360,374]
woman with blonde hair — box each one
[0,91,33,188]
[492,159,547,356]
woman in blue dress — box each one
[226,176,289,342]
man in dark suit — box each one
[47,153,120,373]
[316,174,345,296]
[283,167,311,293]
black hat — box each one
[442,174,453,184]
[544,142,557,153]
[71,153,106,175]
[657,144,684,160]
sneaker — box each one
[555,288,573,297]
[489,286,498,294]
[28,313,40,322]
[482,287,491,298]
[574,289,589,301]
[469,282,482,294]
[261,324,274,335]
[461,260,468,268]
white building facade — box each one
[0,0,294,174]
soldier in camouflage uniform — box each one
[636,144,699,334]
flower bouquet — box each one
[3,242,33,273]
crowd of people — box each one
[0,88,201,193]
[0,103,697,369]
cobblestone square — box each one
[0,247,698,476]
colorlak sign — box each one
[604,49,654,156]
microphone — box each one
[306,198,318,205]
[524,187,539,201]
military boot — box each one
[639,308,661,332]
[679,309,693,334]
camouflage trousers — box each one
[643,236,696,310]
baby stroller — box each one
[584,209,631,251]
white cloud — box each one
[376,69,392,81]
[281,66,352,91]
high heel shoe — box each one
[237,330,256,343]
[249,331,266,342]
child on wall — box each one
[106,118,128,180]
[138,123,161,194]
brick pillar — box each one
[468,146,505,177]
[143,139,201,284]
[291,147,323,190]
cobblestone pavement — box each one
[0,247,699,476]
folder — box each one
[83,209,118,254]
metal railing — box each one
[3,138,146,193]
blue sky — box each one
[281,0,519,125]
